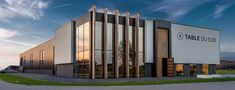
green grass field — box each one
[217,69,235,74]
[1,73,235,86]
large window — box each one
[145,20,154,63]
[29,53,33,68]
[202,64,209,75]
[118,24,125,78]
[75,22,90,78]
[176,64,184,76]
[95,21,103,78]
[139,27,144,77]
[190,64,197,76]
[107,23,114,78]
[23,56,26,67]
[129,26,134,77]
[39,50,44,69]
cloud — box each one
[212,3,233,19]
[2,39,35,47]
[52,3,72,8]
[147,0,210,20]
[0,0,49,22]
[0,28,19,39]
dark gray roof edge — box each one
[143,18,219,32]
[172,22,220,32]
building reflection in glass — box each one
[75,22,90,78]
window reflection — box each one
[76,27,79,52]
[75,22,90,78]
[78,25,84,51]
[84,22,90,50]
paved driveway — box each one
[1,80,235,90]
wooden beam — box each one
[125,12,130,78]
[135,13,140,78]
[103,8,108,79]
[114,10,119,79]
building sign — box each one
[177,32,217,43]
[171,24,220,64]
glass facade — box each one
[20,10,218,79]
[75,22,90,78]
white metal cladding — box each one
[144,20,154,63]
[171,24,220,64]
[55,22,73,64]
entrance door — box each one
[162,58,168,77]
[156,28,169,77]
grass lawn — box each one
[217,69,235,74]
[1,73,235,86]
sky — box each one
[0,0,235,70]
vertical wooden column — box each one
[103,8,108,79]
[135,14,140,78]
[90,5,96,79]
[156,29,169,77]
[114,10,119,79]
[125,12,130,78]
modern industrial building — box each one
[20,6,220,79]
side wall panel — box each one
[55,21,74,64]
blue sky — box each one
[0,0,235,69]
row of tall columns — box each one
[89,6,140,79]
